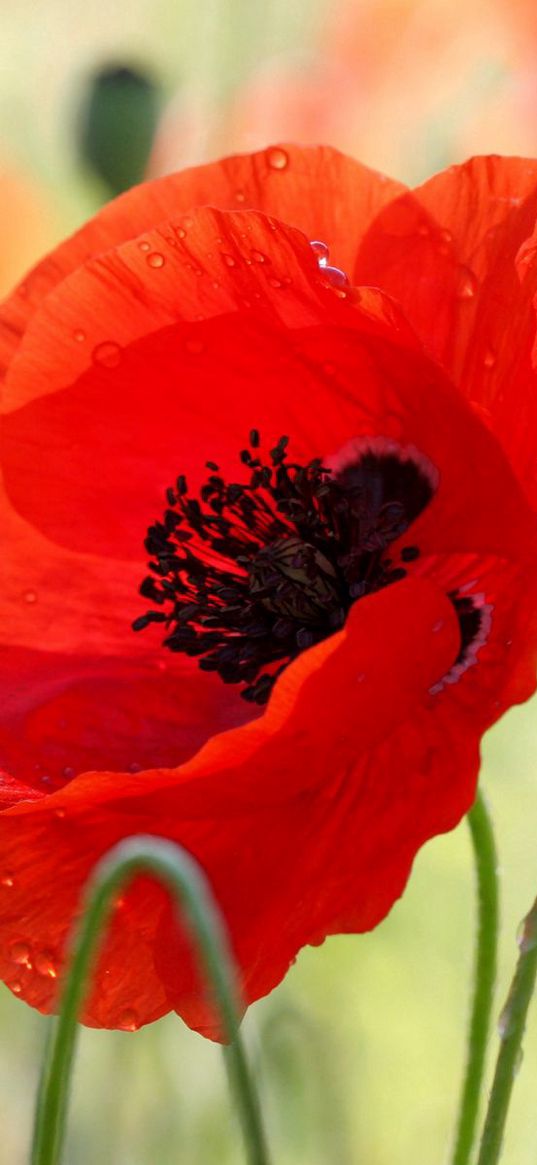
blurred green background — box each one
[1,0,537,1161]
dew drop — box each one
[128,762,141,773]
[73,329,86,343]
[456,266,479,299]
[146,251,165,269]
[92,341,122,369]
[53,808,66,821]
[221,252,237,267]
[437,227,453,253]
[266,146,289,171]
[62,766,75,780]
[182,216,193,229]
[310,239,330,267]
[35,950,58,979]
[235,189,246,203]
[483,346,496,368]
[1,874,14,888]
[118,1008,139,1032]
[23,589,37,604]
[517,913,537,953]
[268,275,291,289]
[251,249,267,264]
[9,980,22,995]
[322,264,350,290]
[498,1004,514,1040]
[10,941,32,968]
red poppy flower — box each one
[1,145,537,1038]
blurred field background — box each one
[2,0,537,1162]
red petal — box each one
[0,642,258,787]
[356,156,537,506]
[0,577,462,1035]
[0,206,429,563]
[0,144,403,374]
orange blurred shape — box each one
[151,0,537,184]
[0,165,57,299]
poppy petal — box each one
[0,144,403,374]
[0,576,461,1035]
[356,156,537,505]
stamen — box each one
[135,433,438,703]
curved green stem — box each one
[451,789,499,1165]
[31,835,270,1165]
[476,895,537,1165]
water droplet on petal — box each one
[118,1008,139,1031]
[92,341,122,369]
[266,146,289,171]
[267,275,291,289]
[23,589,37,604]
[322,265,350,290]
[53,808,66,821]
[483,347,496,368]
[138,240,151,252]
[62,766,75,780]
[35,950,58,979]
[235,189,246,203]
[10,941,32,968]
[9,980,22,995]
[456,266,479,299]
[182,216,193,229]
[251,249,267,264]
[146,251,165,269]
[221,253,237,267]
[73,329,86,343]
[128,762,141,773]
[437,227,453,253]
[310,239,330,266]
[1,873,14,888]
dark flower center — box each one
[134,433,440,703]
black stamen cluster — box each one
[134,433,433,704]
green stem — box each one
[451,789,499,1165]
[31,835,270,1165]
[476,895,537,1165]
